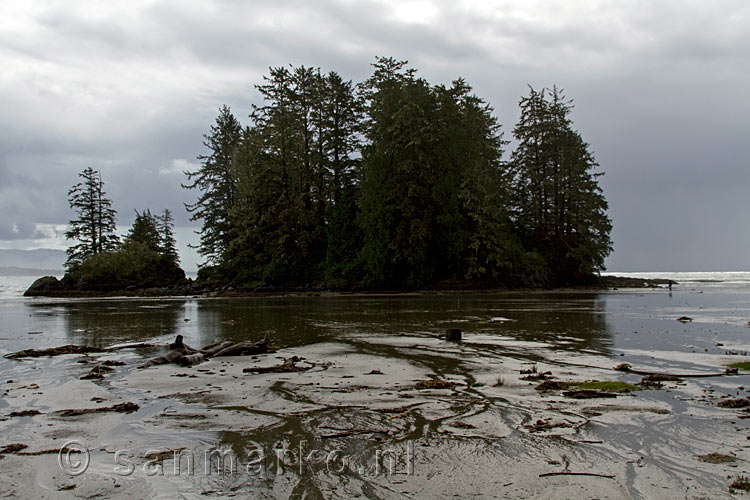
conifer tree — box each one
[65,167,119,269]
[510,86,612,282]
[125,209,160,252]
[183,105,242,265]
[157,208,179,265]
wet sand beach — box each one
[2,282,750,498]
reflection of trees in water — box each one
[24,300,186,347]
[189,298,336,349]
[21,293,612,354]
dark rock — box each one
[445,328,462,341]
[23,276,63,296]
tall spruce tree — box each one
[157,208,179,265]
[227,66,363,284]
[510,86,612,282]
[358,58,439,288]
[183,105,242,266]
[65,167,119,269]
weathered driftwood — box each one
[139,348,192,368]
[200,341,235,357]
[211,335,270,357]
[5,342,157,360]
[243,356,309,374]
[539,471,615,479]
[140,334,271,369]
[177,353,204,367]
[614,363,734,378]
[56,402,140,417]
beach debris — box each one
[243,356,310,374]
[8,409,43,417]
[444,328,462,341]
[697,452,736,464]
[414,379,457,390]
[0,443,28,454]
[177,353,205,367]
[729,475,750,494]
[6,345,106,359]
[5,342,157,360]
[488,317,514,323]
[525,419,572,433]
[0,444,62,456]
[80,365,115,380]
[56,402,140,417]
[140,334,272,369]
[144,448,187,461]
[539,471,615,479]
[366,369,385,375]
[640,374,680,387]
[535,380,568,392]
[717,398,750,409]
[676,316,693,323]
[102,360,125,366]
[563,389,618,399]
[521,371,553,381]
[319,428,389,439]
[612,363,733,378]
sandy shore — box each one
[1,330,749,499]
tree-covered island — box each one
[26,57,616,296]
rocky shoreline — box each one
[23,274,673,298]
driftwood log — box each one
[140,334,271,369]
[5,342,157,360]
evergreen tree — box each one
[510,86,612,282]
[157,208,179,265]
[183,105,242,265]
[358,58,513,288]
[125,209,160,252]
[227,66,363,284]
[358,58,439,288]
[65,167,119,269]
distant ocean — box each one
[601,271,750,289]
[2,271,749,300]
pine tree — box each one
[510,86,612,282]
[183,105,242,265]
[65,167,119,269]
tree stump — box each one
[445,328,462,341]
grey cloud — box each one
[1,0,749,271]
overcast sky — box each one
[1,0,748,272]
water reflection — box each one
[19,292,612,355]
[23,299,187,347]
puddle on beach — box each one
[2,289,750,498]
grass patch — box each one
[534,380,640,393]
[727,362,750,371]
[567,381,640,393]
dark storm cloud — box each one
[1,0,749,271]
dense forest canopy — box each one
[183,57,612,289]
[53,57,610,293]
